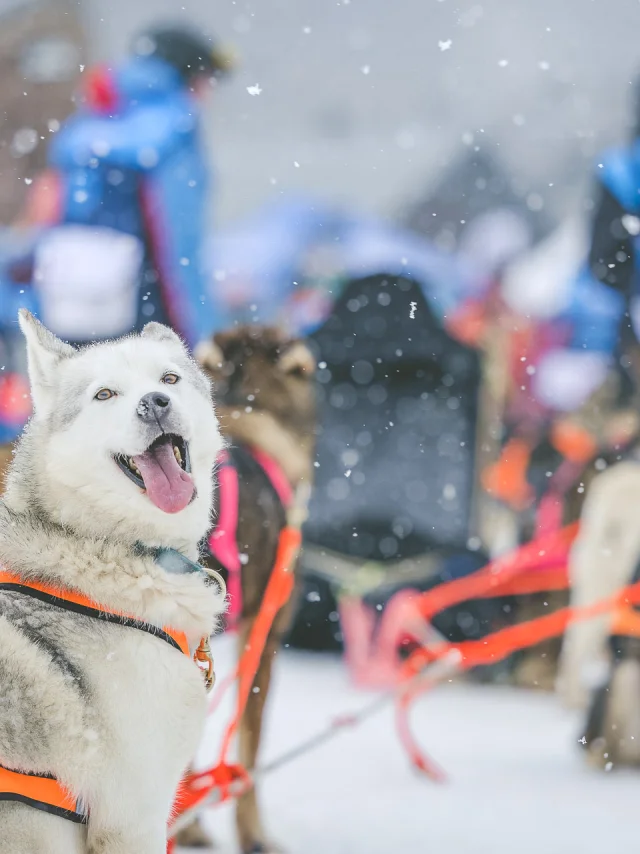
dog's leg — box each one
[590,659,640,768]
[86,782,172,854]
[558,467,640,708]
[173,810,215,849]
[87,824,167,854]
[235,620,280,854]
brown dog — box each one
[177,326,316,853]
[0,444,13,494]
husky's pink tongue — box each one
[132,440,194,514]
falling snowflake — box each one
[498,59,509,67]
[622,214,640,236]
[361,65,370,74]
[409,301,417,319]
[246,84,262,96]
[438,39,452,51]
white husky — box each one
[558,460,640,766]
[0,311,226,853]
[558,461,640,709]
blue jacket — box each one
[49,57,212,347]
[600,142,640,215]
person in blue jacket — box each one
[31,24,233,349]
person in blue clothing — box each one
[31,24,233,349]
[528,83,640,428]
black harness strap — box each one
[0,583,183,653]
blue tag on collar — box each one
[134,542,205,576]
[153,547,205,576]
[134,544,227,597]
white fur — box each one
[558,461,640,708]
[0,313,226,853]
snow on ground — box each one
[186,633,637,854]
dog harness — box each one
[0,450,293,826]
[0,560,214,824]
[208,446,293,629]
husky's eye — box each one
[162,372,180,385]
[95,388,116,401]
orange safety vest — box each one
[0,569,190,823]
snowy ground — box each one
[185,633,637,854]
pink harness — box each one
[208,447,294,628]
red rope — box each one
[396,577,640,777]
[415,523,578,622]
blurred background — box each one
[3,1,640,852]
[4,0,640,223]
[88,0,640,222]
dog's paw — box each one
[512,654,558,692]
[174,816,216,849]
[243,840,285,854]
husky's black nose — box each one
[137,391,171,423]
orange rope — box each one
[396,578,640,777]
[169,525,301,837]
[415,523,578,621]
[218,525,300,764]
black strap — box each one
[0,764,87,824]
[0,583,183,653]
[0,792,88,824]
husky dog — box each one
[558,460,640,766]
[0,312,226,853]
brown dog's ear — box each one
[194,339,225,372]
[278,340,316,376]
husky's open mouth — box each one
[115,434,195,514]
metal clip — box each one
[194,636,215,692]
[201,565,227,597]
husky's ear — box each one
[18,310,75,415]
[141,322,187,352]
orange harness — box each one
[0,570,191,823]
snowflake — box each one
[438,39,452,51]
[246,84,262,96]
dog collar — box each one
[136,544,227,596]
